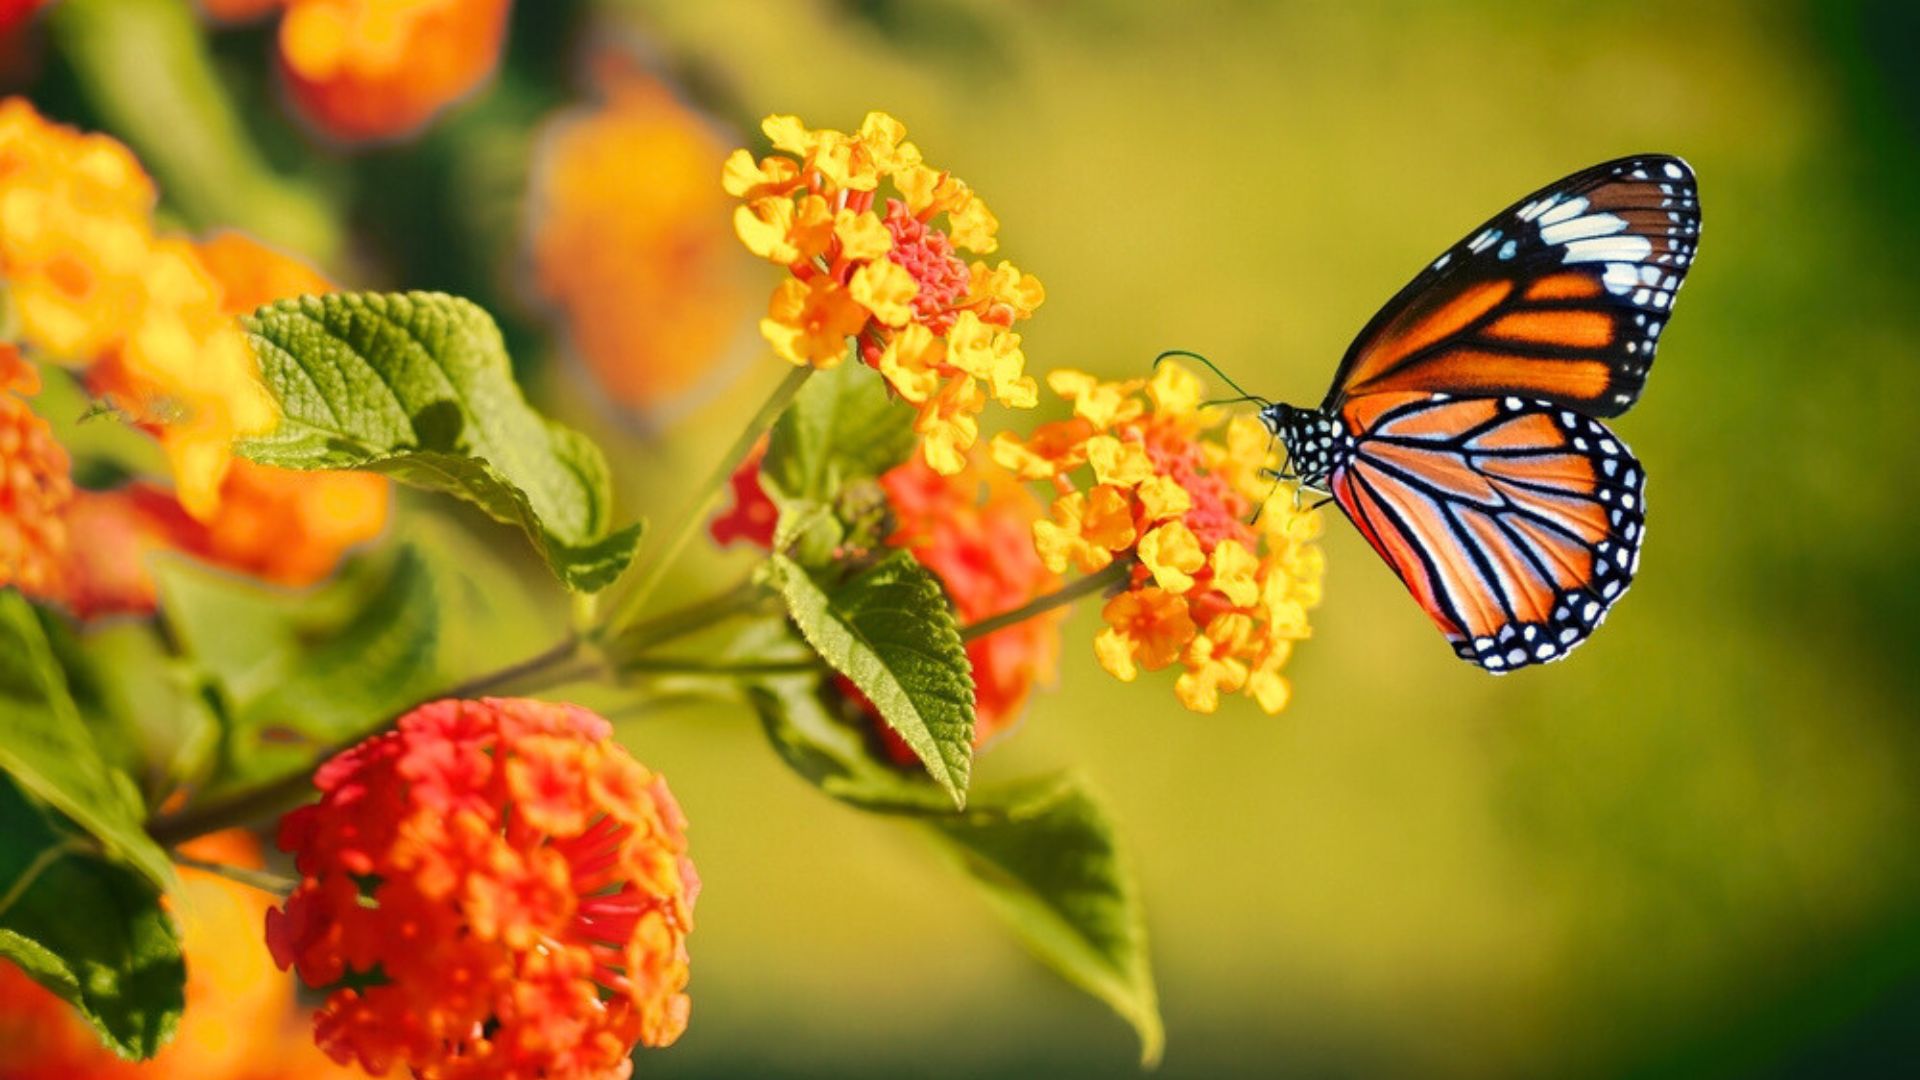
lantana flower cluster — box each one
[726,112,1045,474]
[267,698,697,1080]
[993,362,1326,714]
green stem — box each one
[960,561,1130,642]
[170,851,299,897]
[621,656,821,678]
[0,839,85,922]
[599,365,813,638]
[613,579,772,656]
[435,635,586,701]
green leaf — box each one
[748,669,957,816]
[927,774,1164,1066]
[767,552,975,807]
[0,774,184,1060]
[154,547,442,798]
[760,358,916,506]
[0,592,173,893]
[239,292,641,591]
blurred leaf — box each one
[927,773,1163,1066]
[46,0,340,261]
[239,292,642,591]
[761,358,916,506]
[0,775,184,1061]
[36,615,220,809]
[155,547,441,797]
[0,592,173,893]
[767,551,975,807]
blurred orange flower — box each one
[0,215,385,615]
[0,344,73,604]
[994,361,1325,714]
[0,98,277,518]
[527,58,756,421]
[727,112,1045,474]
[209,0,511,142]
[269,698,696,1077]
[0,831,361,1080]
[52,233,385,617]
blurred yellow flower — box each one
[996,361,1326,715]
[0,98,277,519]
[527,58,757,420]
[727,111,1043,474]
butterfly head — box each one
[1260,402,1350,494]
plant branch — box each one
[621,656,822,678]
[599,364,813,637]
[961,561,1130,642]
[612,579,773,657]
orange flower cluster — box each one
[205,0,511,142]
[0,97,277,517]
[727,112,1045,474]
[993,362,1325,714]
[0,831,359,1080]
[527,58,756,420]
[880,455,1062,746]
[268,698,697,1079]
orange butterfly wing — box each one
[1324,155,1700,419]
[1328,393,1645,672]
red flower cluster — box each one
[879,456,1061,747]
[267,698,696,1079]
[711,449,1063,754]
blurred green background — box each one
[28,0,1920,1075]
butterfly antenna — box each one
[1154,349,1268,406]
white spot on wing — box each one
[1540,212,1628,246]
[1564,235,1654,264]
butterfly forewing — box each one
[1328,393,1646,672]
[1323,155,1700,418]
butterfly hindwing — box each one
[1323,155,1699,418]
[1327,392,1646,672]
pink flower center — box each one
[883,199,970,333]
[1143,431,1254,552]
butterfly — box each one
[1249,155,1699,672]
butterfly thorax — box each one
[1260,402,1353,494]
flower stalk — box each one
[599,364,813,637]
[961,560,1129,642]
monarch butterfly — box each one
[1248,155,1699,672]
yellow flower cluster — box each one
[993,362,1325,714]
[0,98,277,517]
[726,112,1044,474]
